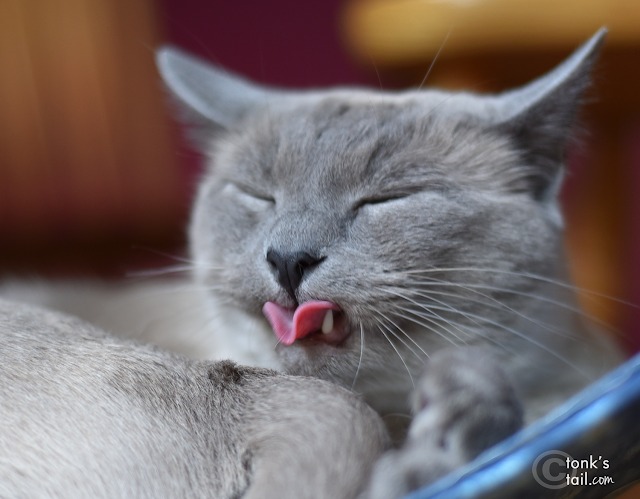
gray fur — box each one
[0,299,387,498]
[365,349,523,499]
[0,29,623,497]
[168,27,619,419]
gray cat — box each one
[0,28,622,497]
[154,27,621,421]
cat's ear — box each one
[491,28,606,200]
[156,46,269,131]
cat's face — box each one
[190,91,565,408]
[159,31,605,411]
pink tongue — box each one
[263,301,340,345]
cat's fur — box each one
[0,29,623,497]
[0,298,522,498]
[156,28,621,421]
[0,298,387,498]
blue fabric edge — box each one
[401,351,640,499]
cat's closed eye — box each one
[223,182,275,209]
[352,195,408,215]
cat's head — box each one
[157,30,605,412]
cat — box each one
[0,28,623,496]
[154,27,622,419]
[0,298,387,499]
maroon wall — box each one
[159,0,374,88]
[158,0,379,204]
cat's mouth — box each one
[262,301,350,346]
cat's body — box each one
[0,29,624,497]
[0,298,387,499]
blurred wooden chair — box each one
[342,0,640,350]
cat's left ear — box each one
[491,28,606,200]
[156,46,270,130]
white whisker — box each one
[351,322,365,391]
[407,277,623,338]
[392,307,469,344]
[398,306,521,357]
[408,282,587,342]
[127,264,196,278]
[405,297,592,378]
[383,287,467,346]
[374,319,415,387]
[400,266,638,309]
[375,309,429,362]
[418,27,451,90]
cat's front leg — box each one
[365,348,524,499]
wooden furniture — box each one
[0,0,185,275]
[343,0,640,65]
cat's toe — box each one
[365,348,524,498]
[408,347,524,461]
[365,443,462,499]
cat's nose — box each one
[266,249,323,302]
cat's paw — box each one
[365,442,460,499]
[366,348,523,499]
[408,347,524,461]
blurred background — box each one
[1,0,640,354]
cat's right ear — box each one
[489,28,606,201]
[156,46,269,131]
